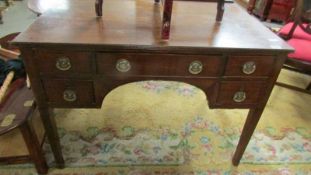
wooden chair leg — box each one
[247,0,256,13]
[275,82,311,95]
[20,120,48,175]
[0,10,3,24]
[5,0,10,6]
[216,0,225,21]
[95,0,103,16]
[0,156,31,164]
[161,0,173,39]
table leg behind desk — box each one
[20,119,48,174]
[232,107,264,166]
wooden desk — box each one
[12,0,293,167]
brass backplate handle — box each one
[63,90,77,102]
[116,59,131,73]
[189,60,203,75]
[56,57,72,71]
[242,61,256,75]
[233,91,246,103]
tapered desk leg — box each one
[216,0,225,21]
[95,0,103,16]
[232,107,264,166]
[161,0,173,39]
[38,107,65,168]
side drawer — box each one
[36,50,93,74]
[42,79,95,106]
[96,53,224,77]
[225,55,275,77]
[216,81,266,107]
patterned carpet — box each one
[0,70,311,174]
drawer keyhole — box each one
[56,57,72,71]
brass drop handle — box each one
[56,57,71,71]
[242,61,256,75]
[116,59,131,73]
[63,90,77,102]
[189,61,203,75]
[233,91,246,103]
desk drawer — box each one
[225,55,275,77]
[96,53,223,77]
[216,81,266,106]
[42,79,94,106]
[36,50,93,74]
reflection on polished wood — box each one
[95,0,228,39]
[19,0,291,50]
[13,0,293,167]
[27,0,69,16]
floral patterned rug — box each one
[1,77,311,174]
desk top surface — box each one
[13,0,293,53]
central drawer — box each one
[96,53,224,77]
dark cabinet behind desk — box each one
[249,0,296,22]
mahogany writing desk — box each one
[12,0,293,167]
